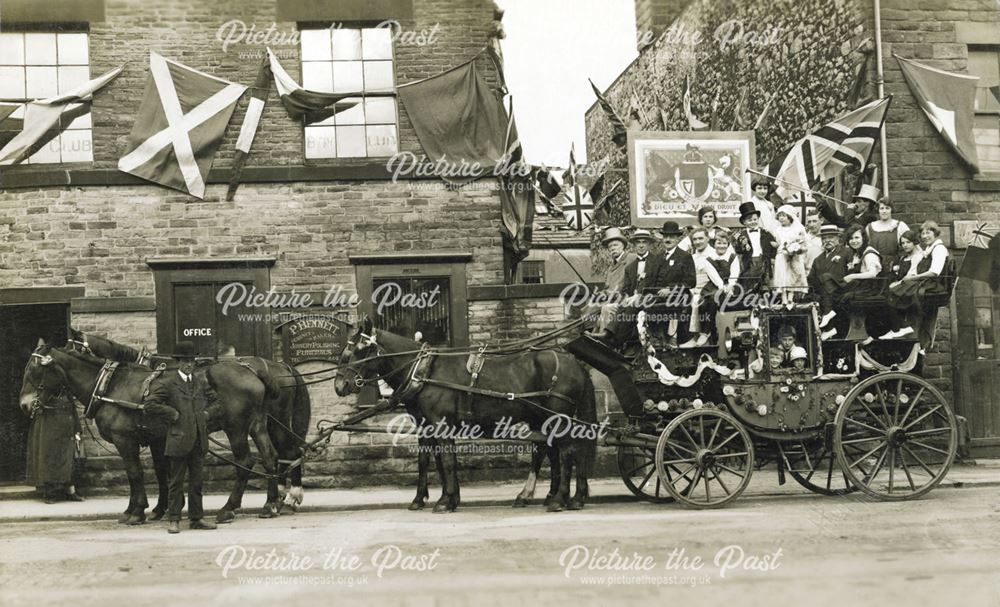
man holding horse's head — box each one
[145,340,216,534]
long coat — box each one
[807,245,852,291]
[26,393,79,486]
[145,371,209,458]
[604,251,637,293]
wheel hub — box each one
[887,426,908,447]
[696,449,715,468]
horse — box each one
[334,316,598,513]
[66,328,311,520]
[19,341,283,525]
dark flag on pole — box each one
[588,79,628,149]
[958,223,1000,292]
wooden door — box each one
[954,279,1000,456]
[172,281,261,357]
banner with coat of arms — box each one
[627,131,756,227]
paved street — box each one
[1,484,997,607]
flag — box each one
[958,223,1000,291]
[397,58,508,185]
[498,98,534,283]
[268,48,362,122]
[562,144,578,190]
[0,65,123,166]
[709,92,720,131]
[895,54,980,172]
[589,79,627,148]
[753,94,774,130]
[560,145,594,229]
[486,37,508,97]
[764,96,891,200]
[730,87,747,130]
[683,75,708,130]
[848,51,872,108]
[118,53,246,198]
[227,54,271,201]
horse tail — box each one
[254,359,282,401]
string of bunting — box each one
[636,311,732,387]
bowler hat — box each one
[738,202,760,223]
[819,224,842,237]
[660,221,683,237]
[630,228,654,242]
[601,227,628,246]
[173,340,198,360]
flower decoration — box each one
[863,393,875,403]
[898,393,910,404]
[756,404,768,416]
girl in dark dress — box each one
[878,230,921,339]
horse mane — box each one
[70,328,144,362]
[58,345,151,373]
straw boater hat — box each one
[819,224,842,237]
[630,228,654,242]
[601,227,628,246]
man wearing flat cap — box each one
[145,341,216,533]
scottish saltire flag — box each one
[895,54,980,173]
[958,223,1000,292]
[0,65,123,165]
[764,96,890,200]
[118,53,246,198]
[227,54,271,201]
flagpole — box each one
[874,0,890,196]
[745,168,850,207]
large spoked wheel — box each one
[655,409,755,509]
[780,439,858,496]
[617,444,675,503]
[834,372,957,501]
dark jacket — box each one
[817,199,876,229]
[145,371,209,458]
[622,253,660,296]
[808,245,852,291]
[732,227,777,277]
[647,247,697,292]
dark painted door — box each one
[954,279,1000,456]
[0,304,68,482]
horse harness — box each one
[85,360,169,418]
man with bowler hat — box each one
[145,340,216,533]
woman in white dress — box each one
[771,204,808,304]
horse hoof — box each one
[545,502,565,513]
[258,507,279,519]
[215,510,235,524]
[567,500,585,511]
[149,510,165,522]
[543,493,558,506]
[512,497,528,508]
[408,500,425,511]
[126,514,146,526]
[117,513,130,524]
[432,502,456,514]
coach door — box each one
[0,298,71,482]
[954,279,1000,457]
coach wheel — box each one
[780,439,857,496]
[834,372,957,501]
[655,409,754,509]
[617,444,675,503]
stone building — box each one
[586,0,1000,456]
[0,0,589,490]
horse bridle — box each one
[342,332,382,388]
[25,351,68,416]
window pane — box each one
[58,65,90,94]
[332,61,363,93]
[366,124,397,156]
[331,28,362,60]
[362,27,393,60]
[300,28,331,61]
[301,61,333,93]
[363,61,394,92]
[336,125,366,157]
[24,33,57,65]
[57,33,89,65]
[26,66,58,98]
[62,103,92,129]
[60,128,92,162]
[304,125,336,159]
[0,34,24,65]
[364,97,396,123]
[334,97,365,125]
[414,278,450,346]
[0,66,26,98]
[28,134,61,163]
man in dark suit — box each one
[620,228,657,298]
[808,225,852,340]
[732,202,777,300]
[594,221,697,348]
[145,341,216,534]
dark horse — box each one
[334,317,597,513]
[66,328,312,520]
[20,341,284,524]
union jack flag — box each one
[562,185,594,230]
[765,97,891,200]
[959,222,1000,291]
